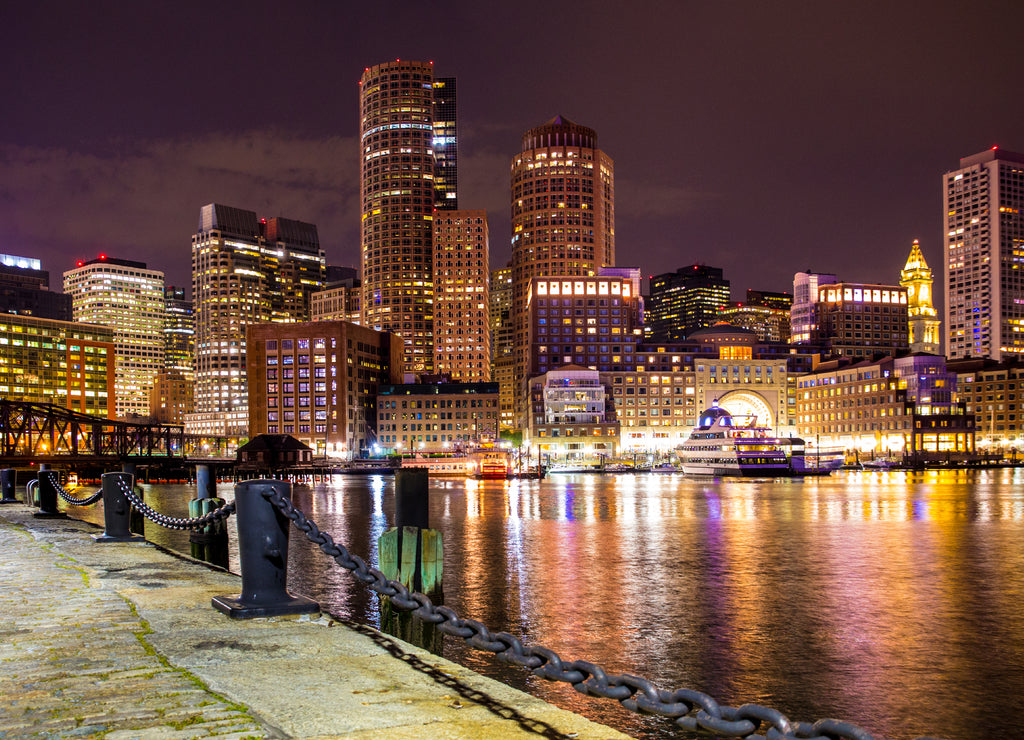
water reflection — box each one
[67,469,1024,740]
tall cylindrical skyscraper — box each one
[359,60,438,374]
[510,116,614,420]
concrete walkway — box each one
[0,504,631,739]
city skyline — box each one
[4,2,1024,307]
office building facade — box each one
[377,381,499,453]
[0,254,72,321]
[646,265,730,342]
[246,320,402,457]
[432,77,458,210]
[190,203,325,437]
[791,271,837,343]
[0,314,115,417]
[812,282,909,358]
[63,256,165,419]
[944,148,1024,360]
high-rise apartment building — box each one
[791,271,837,343]
[900,240,941,354]
[63,256,165,419]
[944,148,1024,360]
[645,265,730,342]
[433,210,489,381]
[190,203,325,437]
[510,116,615,419]
[359,60,445,374]
[433,77,458,210]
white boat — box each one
[676,402,812,477]
[546,463,598,474]
[649,462,679,473]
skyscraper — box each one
[900,240,941,354]
[432,77,458,210]
[432,210,490,381]
[190,203,324,437]
[163,287,194,380]
[63,256,165,419]
[489,264,515,430]
[510,116,615,419]
[944,148,1024,360]
[359,60,446,374]
[645,265,730,342]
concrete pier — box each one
[0,503,630,739]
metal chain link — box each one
[54,481,103,507]
[261,486,938,740]
[117,478,235,530]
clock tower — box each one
[900,240,941,354]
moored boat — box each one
[677,402,817,477]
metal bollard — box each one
[34,470,66,518]
[92,473,146,543]
[394,467,430,530]
[195,464,217,499]
[211,479,319,619]
[26,480,39,507]
[1,469,17,504]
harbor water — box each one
[71,469,1024,739]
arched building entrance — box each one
[715,390,775,429]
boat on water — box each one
[546,463,598,474]
[649,462,680,473]
[475,452,511,479]
[676,402,822,477]
[339,459,396,475]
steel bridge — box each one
[0,400,223,466]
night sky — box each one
[4,1,1023,311]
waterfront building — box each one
[0,314,115,417]
[360,60,445,374]
[746,289,793,312]
[525,274,643,378]
[796,353,974,460]
[525,366,619,463]
[812,282,909,358]
[433,210,489,381]
[311,278,362,324]
[489,264,515,431]
[376,381,499,454]
[645,264,730,342]
[0,254,72,321]
[432,76,458,210]
[510,116,615,420]
[189,203,325,437]
[944,148,1024,360]
[63,256,165,419]
[948,358,1024,454]
[791,271,837,343]
[246,320,402,457]
[900,240,941,354]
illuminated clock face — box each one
[907,284,915,297]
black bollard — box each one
[34,470,66,518]
[211,480,319,618]
[1,469,17,504]
[394,467,430,530]
[92,473,146,543]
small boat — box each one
[602,463,633,474]
[474,453,511,480]
[649,463,679,473]
[546,463,598,474]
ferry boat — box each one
[676,402,811,477]
[401,455,478,477]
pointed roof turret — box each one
[903,239,930,273]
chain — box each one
[117,478,235,530]
[54,481,103,507]
[261,486,938,740]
